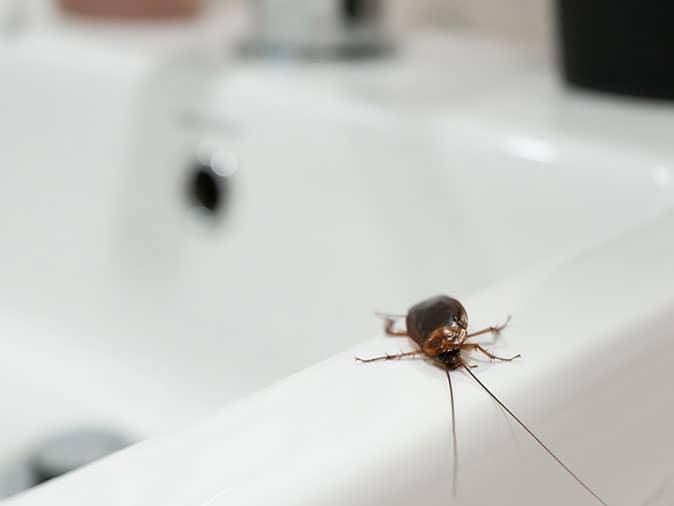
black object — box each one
[187,160,231,217]
[342,0,380,26]
[557,1,674,99]
[191,168,221,213]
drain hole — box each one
[0,427,133,499]
[186,160,231,218]
[192,168,220,212]
[0,462,35,500]
[31,428,133,485]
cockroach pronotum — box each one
[356,295,606,505]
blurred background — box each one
[2,0,674,502]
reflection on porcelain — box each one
[653,165,671,187]
[504,135,557,164]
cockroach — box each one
[356,295,606,505]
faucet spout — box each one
[241,0,393,60]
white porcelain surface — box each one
[8,209,674,506]
[2,28,674,505]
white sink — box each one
[1,27,674,505]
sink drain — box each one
[0,461,36,499]
[30,427,133,484]
[0,427,133,499]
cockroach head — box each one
[437,348,462,369]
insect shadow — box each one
[356,295,606,505]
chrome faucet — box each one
[242,0,392,59]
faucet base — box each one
[238,32,394,61]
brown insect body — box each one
[406,295,469,370]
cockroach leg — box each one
[383,318,409,337]
[355,350,422,363]
[374,312,409,336]
[465,315,512,339]
[374,311,406,320]
[461,343,521,362]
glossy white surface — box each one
[2,26,674,505]
[8,210,674,506]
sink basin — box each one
[8,208,674,506]
[1,28,674,504]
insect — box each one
[355,295,606,505]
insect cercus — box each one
[356,295,606,505]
